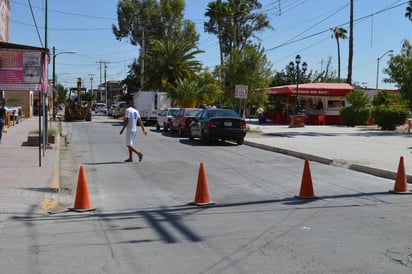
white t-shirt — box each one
[125,106,140,132]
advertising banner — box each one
[0,49,46,92]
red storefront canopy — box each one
[269,83,354,97]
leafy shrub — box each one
[340,106,370,127]
[371,106,409,130]
[345,89,369,107]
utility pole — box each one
[104,65,107,106]
[96,60,110,104]
[140,31,145,90]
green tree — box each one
[331,27,347,82]
[113,0,199,90]
[405,0,412,21]
[143,39,204,91]
[204,0,231,81]
[340,88,370,126]
[345,89,369,108]
[384,39,412,109]
[197,69,224,106]
[169,78,200,107]
[204,0,271,104]
[223,44,272,109]
[56,84,67,104]
[121,60,141,92]
[204,0,271,59]
[372,90,391,107]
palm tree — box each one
[331,27,347,82]
[204,0,271,73]
[405,0,412,21]
[169,78,200,107]
[204,0,230,84]
[143,39,204,91]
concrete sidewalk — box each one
[0,117,62,214]
[245,121,412,182]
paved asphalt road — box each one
[1,116,412,273]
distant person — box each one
[316,100,323,111]
[0,102,5,143]
[257,107,265,124]
[120,101,147,162]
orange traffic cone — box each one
[190,162,215,206]
[295,160,317,199]
[389,156,412,194]
[69,166,96,212]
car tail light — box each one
[241,120,246,128]
[208,120,216,127]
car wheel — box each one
[178,126,184,137]
[163,123,168,132]
[200,131,209,145]
[237,138,244,145]
[156,123,160,131]
[188,130,194,140]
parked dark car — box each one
[170,108,202,136]
[189,108,247,145]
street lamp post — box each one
[52,46,76,120]
[289,55,308,114]
[88,73,96,96]
[376,49,393,92]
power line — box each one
[27,0,43,47]
[13,0,115,21]
[265,1,408,52]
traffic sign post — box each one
[235,85,248,117]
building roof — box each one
[0,41,48,52]
[269,82,354,97]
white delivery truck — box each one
[133,91,171,125]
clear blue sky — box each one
[9,0,411,91]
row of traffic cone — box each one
[67,162,215,212]
[296,156,412,199]
[68,156,411,212]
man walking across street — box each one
[120,101,147,162]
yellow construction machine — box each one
[64,78,92,121]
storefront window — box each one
[327,100,345,109]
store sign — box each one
[0,49,46,92]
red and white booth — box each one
[268,82,354,125]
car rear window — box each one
[210,109,239,118]
[186,109,201,116]
[170,109,179,115]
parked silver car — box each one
[94,103,107,114]
[112,101,126,118]
[107,104,116,116]
[156,108,179,131]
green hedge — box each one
[340,106,370,127]
[371,106,409,130]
